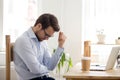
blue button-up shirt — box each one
[13,28,64,80]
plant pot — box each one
[97,34,105,44]
[115,39,120,45]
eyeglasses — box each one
[44,30,53,38]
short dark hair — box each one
[34,13,60,32]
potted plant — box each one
[53,49,73,74]
[115,37,120,44]
[96,29,105,44]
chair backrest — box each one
[6,35,14,80]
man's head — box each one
[33,13,60,41]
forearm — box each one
[45,47,64,70]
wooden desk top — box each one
[63,63,120,80]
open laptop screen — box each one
[90,47,120,71]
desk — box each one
[63,63,120,80]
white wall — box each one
[62,0,82,64]
[0,0,3,51]
[38,0,83,64]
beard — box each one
[35,32,42,41]
[35,30,47,41]
[35,33,46,41]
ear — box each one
[36,23,42,31]
[33,23,42,33]
[38,23,42,29]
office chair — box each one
[6,35,14,80]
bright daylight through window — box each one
[82,0,120,64]
[1,0,37,51]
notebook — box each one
[90,47,120,71]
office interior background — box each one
[1,0,120,79]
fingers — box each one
[59,32,66,40]
[59,32,63,40]
[58,31,67,48]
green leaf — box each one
[57,61,61,72]
[69,58,73,67]
[61,53,65,67]
[53,49,73,73]
[53,49,56,53]
[66,57,73,72]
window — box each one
[82,0,120,43]
[82,0,120,64]
[1,0,38,50]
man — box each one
[13,13,66,80]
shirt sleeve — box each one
[43,42,64,70]
[14,37,48,74]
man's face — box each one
[36,26,55,41]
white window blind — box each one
[2,0,38,50]
[82,0,120,64]
[82,0,120,44]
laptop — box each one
[90,47,120,71]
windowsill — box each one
[91,43,120,45]
[0,52,5,66]
[0,65,5,68]
[0,64,14,67]
[0,65,14,69]
[0,48,5,52]
[0,51,5,54]
[0,52,14,66]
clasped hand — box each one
[58,32,66,48]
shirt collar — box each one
[27,27,37,39]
